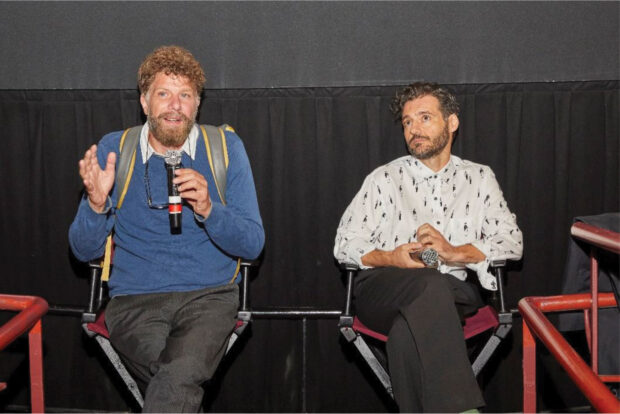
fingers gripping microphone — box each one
[164,151,182,234]
[419,248,439,268]
[410,248,439,268]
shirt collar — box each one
[408,155,457,181]
[140,123,199,163]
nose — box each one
[169,94,182,110]
[408,122,421,136]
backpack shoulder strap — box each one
[101,125,140,281]
[115,125,142,209]
[200,124,230,204]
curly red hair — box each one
[138,45,206,95]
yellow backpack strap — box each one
[101,235,114,282]
[101,126,141,281]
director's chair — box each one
[338,260,513,398]
[81,259,257,409]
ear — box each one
[448,113,459,133]
[139,94,149,116]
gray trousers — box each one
[105,283,239,413]
[355,267,485,413]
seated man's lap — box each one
[354,267,482,335]
[105,283,239,384]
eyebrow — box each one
[402,110,434,120]
[154,87,195,94]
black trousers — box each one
[355,267,485,413]
[105,283,239,413]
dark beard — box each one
[147,110,196,148]
[407,124,450,160]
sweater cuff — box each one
[199,201,224,226]
[81,195,112,217]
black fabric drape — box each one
[0,81,618,412]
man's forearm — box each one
[69,199,113,262]
[359,237,488,269]
[203,203,265,260]
[361,249,394,268]
[361,241,425,269]
[445,243,486,265]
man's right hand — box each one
[79,144,116,213]
[361,242,426,269]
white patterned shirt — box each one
[334,155,523,290]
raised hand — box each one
[79,145,116,213]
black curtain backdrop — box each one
[0,81,618,412]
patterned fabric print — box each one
[334,155,523,290]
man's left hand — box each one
[174,168,212,218]
[416,223,456,263]
[416,223,486,265]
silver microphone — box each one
[410,248,439,268]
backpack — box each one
[100,124,232,281]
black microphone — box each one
[164,150,182,234]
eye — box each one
[422,114,431,122]
[181,92,192,99]
[402,119,412,128]
[157,91,168,98]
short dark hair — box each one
[138,45,206,96]
[389,82,459,121]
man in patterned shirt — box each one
[334,82,522,413]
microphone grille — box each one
[164,150,182,166]
[419,248,439,267]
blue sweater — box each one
[69,127,264,296]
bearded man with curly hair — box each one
[69,45,264,412]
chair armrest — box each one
[490,260,509,314]
[340,262,360,272]
[82,260,104,323]
[490,259,506,268]
[339,263,359,320]
[240,258,261,268]
[238,259,260,312]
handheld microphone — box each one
[164,150,182,234]
[410,247,439,268]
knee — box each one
[386,314,413,353]
[395,274,458,321]
[420,273,452,295]
[154,353,215,385]
[399,271,453,302]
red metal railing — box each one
[0,294,49,413]
[571,221,620,255]
[519,220,620,413]
[571,221,620,378]
[520,293,619,413]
